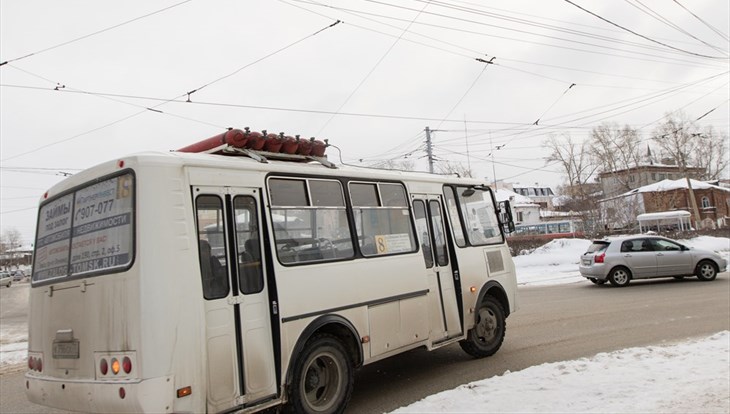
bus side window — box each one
[195,195,230,300]
[234,196,264,294]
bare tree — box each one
[651,113,703,226]
[590,122,643,193]
[544,132,597,192]
[694,126,729,180]
[1,228,23,268]
[436,160,473,178]
[544,133,600,231]
[370,159,415,171]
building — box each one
[599,178,730,229]
[598,163,705,199]
[493,189,541,225]
[511,185,555,209]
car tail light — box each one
[595,252,605,263]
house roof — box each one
[619,178,730,196]
[493,189,539,206]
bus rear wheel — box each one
[459,296,506,358]
[288,334,353,414]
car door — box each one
[650,238,693,276]
[619,238,657,278]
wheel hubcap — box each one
[701,264,715,278]
[302,352,341,411]
[475,308,497,342]
[614,271,628,284]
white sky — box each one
[1,0,729,245]
[2,235,728,412]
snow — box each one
[2,236,729,412]
[393,331,730,414]
[619,178,730,196]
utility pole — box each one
[425,126,434,174]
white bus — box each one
[26,130,518,414]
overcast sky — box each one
[1,0,729,245]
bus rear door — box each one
[194,187,277,412]
[412,196,462,345]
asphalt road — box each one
[1,274,728,413]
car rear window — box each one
[586,241,609,253]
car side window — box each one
[652,239,681,251]
[620,241,632,252]
[639,239,654,252]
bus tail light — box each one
[28,355,43,372]
[100,358,108,375]
[111,358,120,375]
[122,357,132,374]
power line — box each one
[316,1,433,134]
[0,0,194,66]
[562,0,728,60]
[672,0,730,42]
[623,0,727,55]
[185,19,341,100]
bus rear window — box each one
[33,172,135,282]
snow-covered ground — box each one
[1,236,729,412]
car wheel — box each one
[459,296,506,358]
[608,267,631,287]
[695,260,718,282]
[588,278,606,285]
[288,334,353,414]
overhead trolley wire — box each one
[672,0,730,42]
[0,19,341,162]
[562,0,728,60]
[315,1,433,135]
[0,0,194,67]
[623,0,728,55]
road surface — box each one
[1,274,728,413]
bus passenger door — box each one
[194,187,277,413]
[413,196,462,343]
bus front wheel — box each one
[459,296,506,358]
[288,333,354,414]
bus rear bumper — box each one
[25,373,175,413]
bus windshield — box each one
[32,172,135,283]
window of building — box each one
[701,196,711,208]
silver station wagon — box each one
[579,236,728,287]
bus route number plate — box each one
[53,340,80,359]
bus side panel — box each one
[454,244,518,328]
[136,163,208,413]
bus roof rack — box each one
[175,127,336,168]
[221,146,337,169]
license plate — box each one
[53,340,80,359]
[582,259,591,266]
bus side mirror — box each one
[498,200,515,234]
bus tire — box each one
[288,333,354,414]
[459,295,506,358]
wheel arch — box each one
[285,314,363,386]
[475,280,510,319]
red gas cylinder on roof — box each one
[245,129,266,150]
[297,137,313,156]
[176,128,246,153]
[281,134,298,154]
[311,138,328,157]
[264,132,284,153]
